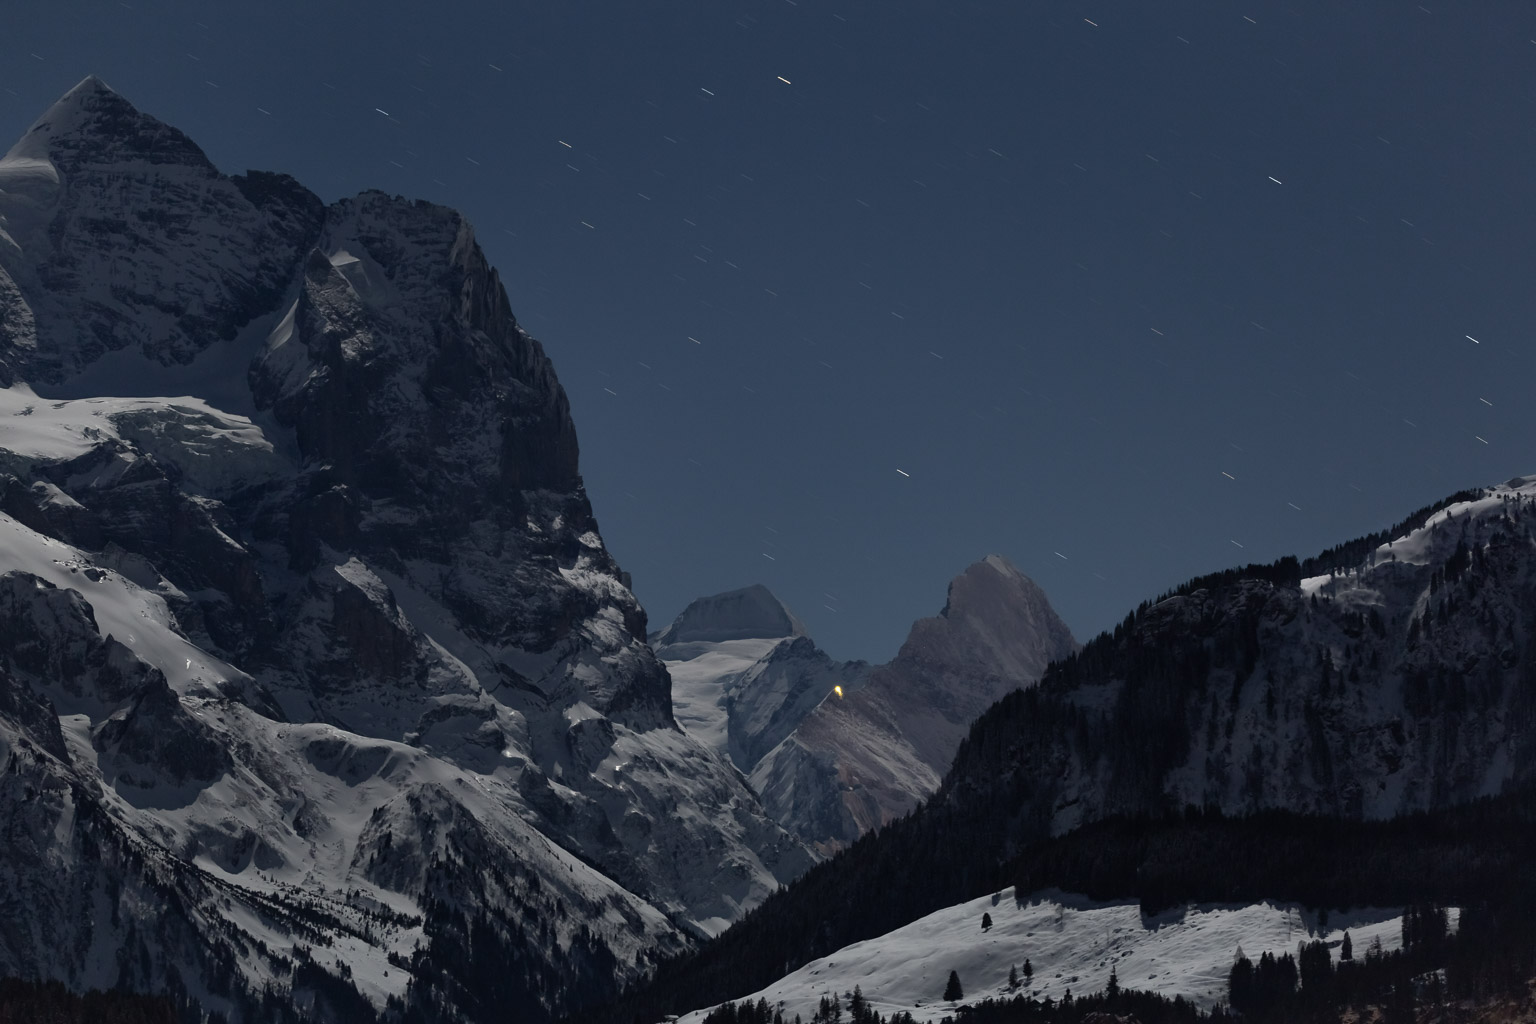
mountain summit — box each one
[5,75,216,172]
[0,76,322,386]
[652,583,809,645]
[0,78,809,1022]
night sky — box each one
[4,2,1534,663]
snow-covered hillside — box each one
[678,887,1421,1023]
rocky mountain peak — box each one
[0,78,323,386]
[653,583,807,645]
[5,75,215,175]
[918,554,1078,682]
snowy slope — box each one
[0,465,684,1016]
[678,887,1423,1023]
[664,637,789,755]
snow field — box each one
[662,637,789,753]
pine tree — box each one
[981,912,992,931]
[1008,965,1019,990]
[943,971,963,1001]
[1229,951,1256,1011]
[1023,959,1033,983]
[1340,931,1353,962]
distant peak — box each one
[5,75,215,173]
[654,584,808,645]
[940,555,1053,622]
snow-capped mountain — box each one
[0,77,809,1022]
[751,556,1077,854]
[655,561,1076,857]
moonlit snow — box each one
[679,887,1424,1023]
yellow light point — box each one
[833,685,844,698]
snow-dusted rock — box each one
[653,583,808,645]
[0,78,809,1022]
[0,76,323,387]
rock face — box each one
[942,480,1536,846]
[655,560,1078,857]
[0,78,809,1022]
[750,556,1078,854]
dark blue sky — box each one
[5,1,1534,662]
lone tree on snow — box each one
[981,912,993,931]
[944,970,963,1001]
